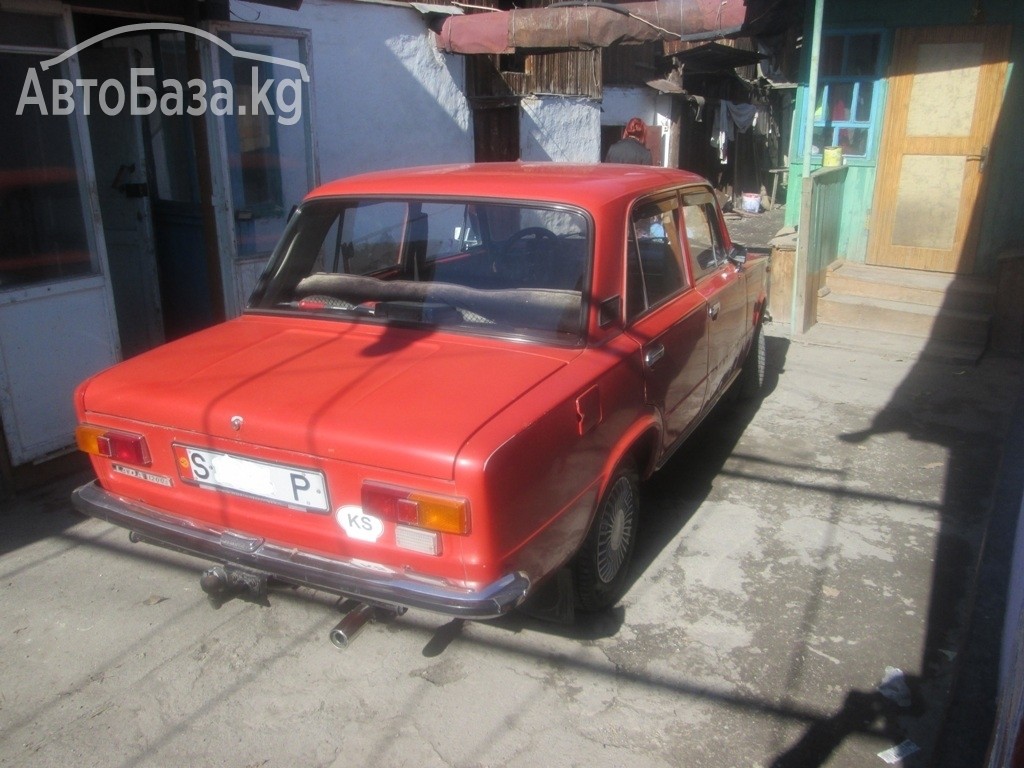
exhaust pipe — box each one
[330,602,376,648]
[329,602,407,648]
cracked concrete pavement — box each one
[1,322,1021,768]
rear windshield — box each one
[248,197,591,343]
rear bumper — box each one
[71,481,530,619]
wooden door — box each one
[868,26,1010,274]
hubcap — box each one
[596,477,635,584]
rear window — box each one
[249,198,591,343]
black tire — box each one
[739,320,766,399]
[572,462,640,612]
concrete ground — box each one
[1,321,1021,768]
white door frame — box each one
[0,6,121,465]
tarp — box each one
[434,0,787,55]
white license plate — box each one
[174,445,329,512]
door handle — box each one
[708,302,721,320]
[644,343,665,369]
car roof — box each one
[306,163,709,210]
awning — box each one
[434,0,790,55]
[666,41,766,72]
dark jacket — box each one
[604,137,653,165]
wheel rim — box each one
[596,476,636,584]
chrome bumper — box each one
[71,481,530,619]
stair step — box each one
[826,261,995,312]
[817,292,990,345]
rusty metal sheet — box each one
[435,0,763,54]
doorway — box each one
[75,14,214,350]
[867,25,1011,274]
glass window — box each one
[217,31,313,260]
[0,12,62,49]
[626,197,686,319]
[0,53,94,288]
[805,31,885,159]
[682,192,727,281]
[250,198,590,343]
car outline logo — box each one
[40,22,309,82]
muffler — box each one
[329,602,407,648]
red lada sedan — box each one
[72,163,769,641]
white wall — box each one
[520,96,601,162]
[237,0,473,182]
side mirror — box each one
[727,243,748,267]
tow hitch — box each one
[330,600,407,649]
[199,564,268,606]
[196,565,405,647]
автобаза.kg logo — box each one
[16,23,308,126]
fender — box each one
[596,407,663,498]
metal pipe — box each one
[330,602,376,648]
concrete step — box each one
[817,291,991,346]
[826,261,996,313]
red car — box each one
[72,163,769,642]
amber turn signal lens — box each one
[76,425,152,467]
[362,483,470,535]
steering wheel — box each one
[499,227,558,284]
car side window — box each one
[333,201,407,275]
[626,196,687,320]
[682,190,727,281]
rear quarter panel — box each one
[455,332,650,586]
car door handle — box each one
[708,302,721,320]
[644,344,665,369]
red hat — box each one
[623,117,647,142]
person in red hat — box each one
[604,117,653,165]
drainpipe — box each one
[791,0,824,338]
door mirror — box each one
[727,243,748,267]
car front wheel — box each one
[739,319,766,399]
[572,462,639,612]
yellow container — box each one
[822,146,843,167]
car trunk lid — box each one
[79,316,574,479]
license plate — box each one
[173,444,329,512]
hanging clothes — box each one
[711,100,761,164]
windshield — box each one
[249,197,591,343]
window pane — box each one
[340,202,407,274]
[812,126,834,155]
[631,200,684,309]
[0,54,93,288]
[829,82,854,121]
[852,81,874,121]
[847,34,881,76]
[219,32,312,260]
[821,35,844,77]
[683,201,725,280]
[839,127,869,157]
[251,198,589,342]
[0,11,62,48]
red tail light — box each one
[76,425,151,467]
[361,482,470,535]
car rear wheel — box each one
[573,462,639,612]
